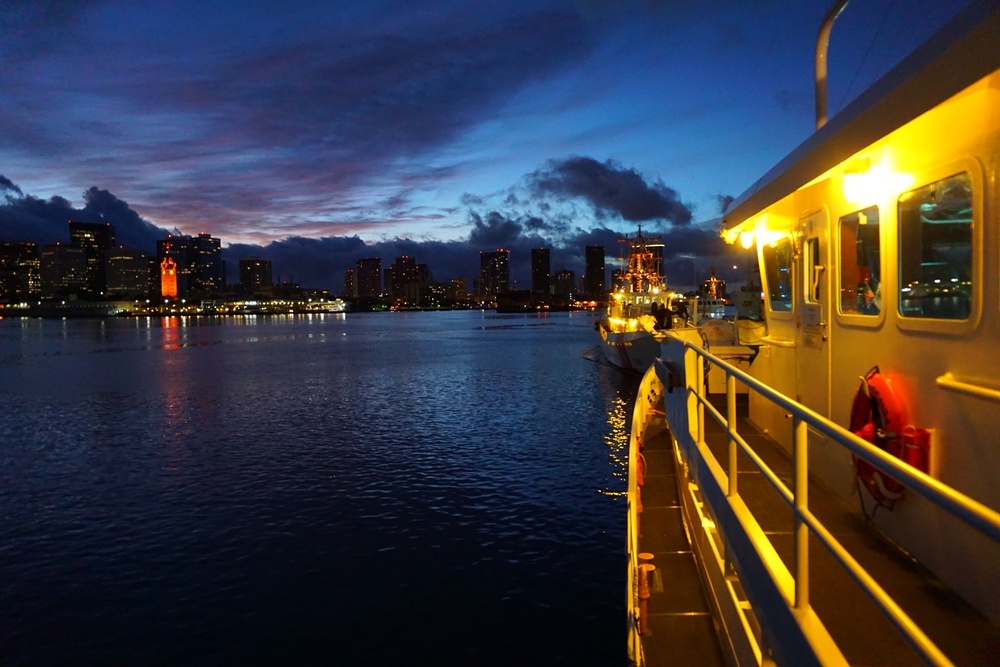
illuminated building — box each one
[39,243,87,297]
[450,277,468,302]
[160,257,178,298]
[388,255,419,299]
[554,269,575,299]
[355,257,382,297]
[239,257,273,296]
[479,249,510,298]
[584,245,605,298]
[0,241,41,302]
[189,233,224,295]
[156,232,224,298]
[107,247,150,298]
[69,220,114,298]
[343,269,357,297]
[531,248,550,295]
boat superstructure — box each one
[626,2,1000,665]
[597,228,679,372]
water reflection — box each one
[597,364,640,498]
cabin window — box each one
[804,237,822,303]
[838,206,880,315]
[898,173,972,320]
[762,237,793,311]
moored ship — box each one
[625,2,1000,665]
[596,227,679,372]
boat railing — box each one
[643,333,1000,666]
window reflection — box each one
[839,206,881,315]
[762,237,793,312]
[898,173,972,320]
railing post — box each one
[697,352,705,443]
[727,374,738,496]
[793,416,809,609]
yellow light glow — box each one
[740,230,755,249]
[842,155,913,205]
[755,229,788,247]
[722,226,742,245]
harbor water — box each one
[0,311,638,666]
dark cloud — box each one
[717,194,735,213]
[1,166,750,295]
[0,4,597,233]
[79,187,171,251]
[1,175,24,198]
[0,177,169,249]
[529,157,693,225]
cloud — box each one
[0,4,598,239]
[1,159,753,296]
[0,176,169,249]
[528,157,693,225]
[1,175,24,198]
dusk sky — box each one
[0,0,973,292]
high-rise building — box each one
[531,248,550,295]
[190,233,224,295]
[161,257,178,299]
[343,269,357,297]
[69,221,114,297]
[388,255,419,299]
[39,244,87,297]
[239,257,273,295]
[554,269,575,298]
[584,245,605,298]
[156,233,223,298]
[0,241,41,302]
[106,247,149,298]
[356,257,382,297]
[450,277,468,302]
[479,249,510,298]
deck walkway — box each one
[635,394,1000,666]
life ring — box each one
[849,366,909,508]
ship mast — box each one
[618,225,663,293]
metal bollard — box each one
[638,553,655,635]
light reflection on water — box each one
[0,312,638,666]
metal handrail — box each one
[691,381,950,664]
[687,340,1000,542]
[677,338,1000,666]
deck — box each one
[634,393,1000,666]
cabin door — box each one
[796,211,831,418]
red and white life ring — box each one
[849,366,913,508]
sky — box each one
[0,0,975,292]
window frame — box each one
[835,204,885,328]
[894,157,983,336]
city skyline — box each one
[1,1,972,291]
[2,221,620,306]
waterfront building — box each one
[355,257,382,297]
[39,243,87,297]
[161,257,178,298]
[189,233,224,296]
[610,267,625,291]
[531,248,550,295]
[554,269,575,299]
[106,247,150,298]
[239,257,273,296]
[450,277,468,303]
[343,269,357,298]
[584,245,605,298]
[69,221,115,298]
[156,233,224,299]
[388,255,419,301]
[0,241,41,302]
[479,249,510,298]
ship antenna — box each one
[816,0,851,129]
